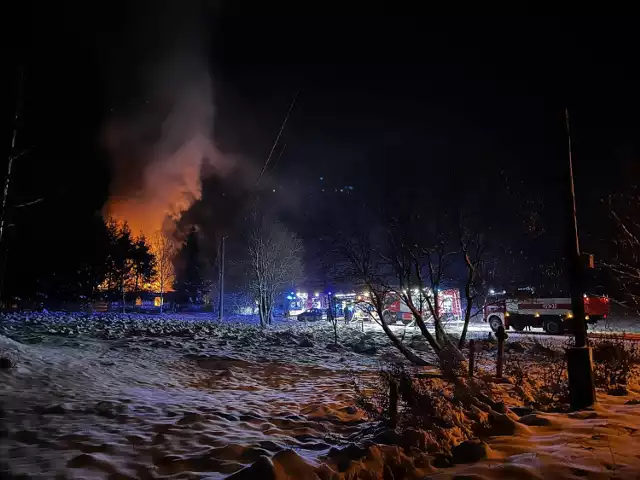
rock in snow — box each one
[0,356,14,369]
[351,338,377,354]
[510,406,535,417]
[518,413,553,427]
[452,439,492,464]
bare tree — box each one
[338,231,432,366]
[153,231,175,313]
[382,216,467,371]
[225,292,257,316]
[247,210,303,327]
[600,192,640,312]
[337,214,476,374]
[458,223,488,347]
[327,294,339,345]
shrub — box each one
[591,335,640,395]
[353,364,498,454]
[536,356,569,406]
[352,367,394,426]
[504,354,527,387]
[529,336,563,359]
[467,340,493,378]
[505,350,569,411]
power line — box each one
[269,143,287,175]
[216,93,299,320]
[252,91,298,193]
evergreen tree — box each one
[104,219,136,310]
[174,226,208,305]
[74,215,111,301]
[130,234,156,295]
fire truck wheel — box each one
[488,316,503,332]
[544,319,563,335]
[382,311,394,325]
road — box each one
[357,316,640,341]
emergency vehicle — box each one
[382,289,462,325]
[333,289,462,325]
[484,290,610,334]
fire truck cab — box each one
[484,290,609,334]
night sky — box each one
[4,7,640,297]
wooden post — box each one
[564,109,596,409]
[496,325,506,378]
[389,379,398,428]
[217,235,226,322]
[468,339,475,378]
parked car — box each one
[297,308,327,322]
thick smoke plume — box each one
[102,2,229,237]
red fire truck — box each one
[484,291,610,334]
[383,289,462,325]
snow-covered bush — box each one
[352,367,396,426]
[537,356,570,406]
[591,335,640,395]
[504,355,527,387]
[353,364,500,455]
[467,340,493,378]
[505,342,569,411]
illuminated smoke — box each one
[101,2,229,237]
[103,60,231,236]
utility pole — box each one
[215,93,297,323]
[564,108,596,410]
[217,235,226,321]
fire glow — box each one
[101,59,231,238]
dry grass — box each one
[353,364,501,455]
[590,335,640,395]
[504,340,569,411]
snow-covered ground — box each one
[0,313,408,478]
[1,313,640,479]
[432,394,640,479]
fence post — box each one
[496,325,506,378]
[389,379,398,428]
[468,339,475,378]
